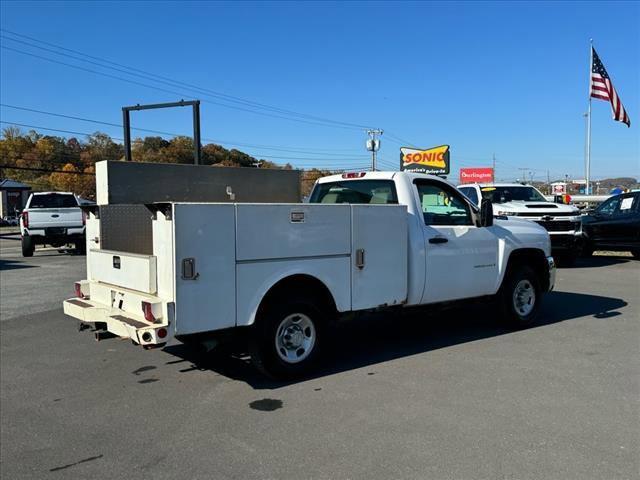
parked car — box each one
[19,192,86,257]
[581,191,640,259]
[64,166,555,378]
[1,216,18,227]
[458,183,582,265]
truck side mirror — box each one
[480,198,494,227]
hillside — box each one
[0,126,299,199]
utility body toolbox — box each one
[64,202,408,346]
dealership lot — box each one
[1,233,638,480]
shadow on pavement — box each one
[163,290,627,389]
[564,256,634,269]
[0,233,21,241]
[0,259,39,271]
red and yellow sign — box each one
[400,145,450,175]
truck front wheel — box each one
[250,295,326,379]
[499,265,542,328]
[21,235,35,257]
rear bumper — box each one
[24,227,85,243]
[63,297,172,346]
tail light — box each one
[341,172,366,179]
[22,211,29,228]
[157,328,167,339]
[141,301,156,323]
[74,282,85,299]
[82,211,87,225]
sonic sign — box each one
[400,145,450,175]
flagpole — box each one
[585,39,593,195]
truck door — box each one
[414,180,499,304]
[610,194,640,246]
[589,195,622,245]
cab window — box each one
[596,196,621,217]
[459,186,478,205]
[415,182,473,226]
[617,195,638,216]
[309,180,398,204]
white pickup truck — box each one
[458,183,582,264]
[19,192,86,257]
[64,171,555,378]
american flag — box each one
[590,47,630,127]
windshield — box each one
[480,186,546,204]
[29,193,78,209]
[309,180,398,204]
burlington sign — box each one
[459,167,494,184]
[400,145,450,175]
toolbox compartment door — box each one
[235,204,351,261]
[88,249,157,294]
[351,205,408,310]
[172,204,236,335]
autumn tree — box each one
[48,163,80,193]
[1,126,309,200]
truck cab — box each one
[312,172,554,306]
[458,183,582,264]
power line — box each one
[1,45,369,131]
[0,121,124,141]
[0,33,375,131]
[0,121,370,165]
[0,165,94,175]
[0,104,368,157]
[384,131,420,148]
[0,29,375,129]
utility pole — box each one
[518,168,529,184]
[492,153,496,181]
[366,129,383,171]
[547,170,551,194]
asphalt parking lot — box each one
[1,232,639,480]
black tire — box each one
[581,242,594,258]
[21,235,34,257]
[74,240,86,255]
[499,265,542,329]
[556,251,577,267]
[250,294,327,379]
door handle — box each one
[429,236,448,244]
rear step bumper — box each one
[63,298,171,346]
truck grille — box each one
[535,220,579,232]
[518,211,576,217]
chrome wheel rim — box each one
[513,279,535,317]
[275,313,316,364]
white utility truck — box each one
[64,170,555,378]
[19,192,85,257]
[458,183,582,265]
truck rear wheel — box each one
[250,295,326,379]
[499,265,541,329]
[74,240,86,255]
[21,235,34,257]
